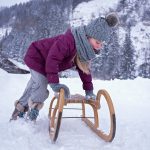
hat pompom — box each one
[106,13,119,27]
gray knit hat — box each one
[85,17,111,43]
[71,13,118,62]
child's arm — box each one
[76,65,93,91]
[77,67,96,100]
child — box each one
[11,13,118,121]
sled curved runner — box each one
[48,89,116,142]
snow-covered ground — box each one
[0,68,150,150]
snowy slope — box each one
[131,22,150,67]
[0,0,30,7]
[0,27,12,40]
[70,0,119,26]
[0,69,150,150]
[70,0,150,72]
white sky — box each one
[0,0,30,7]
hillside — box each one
[0,0,150,79]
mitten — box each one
[50,83,70,99]
[85,90,96,100]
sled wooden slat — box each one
[48,89,116,143]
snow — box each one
[70,0,119,27]
[131,22,150,51]
[0,0,30,7]
[118,27,126,46]
[0,68,150,150]
[8,58,30,71]
[0,0,150,149]
[131,22,150,67]
[0,27,12,40]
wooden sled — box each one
[48,89,116,143]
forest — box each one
[0,0,150,79]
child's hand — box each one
[49,83,70,99]
[85,90,96,100]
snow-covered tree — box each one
[119,24,136,79]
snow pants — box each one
[19,69,49,106]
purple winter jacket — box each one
[24,29,93,91]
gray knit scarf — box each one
[71,26,96,62]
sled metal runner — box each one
[48,89,116,142]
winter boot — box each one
[10,100,28,121]
[27,99,44,121]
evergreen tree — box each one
[91,44,109,80]
[138,46,150,78]
[92,29,120,80]
[119,24,136,79]
[104,29,120,80]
